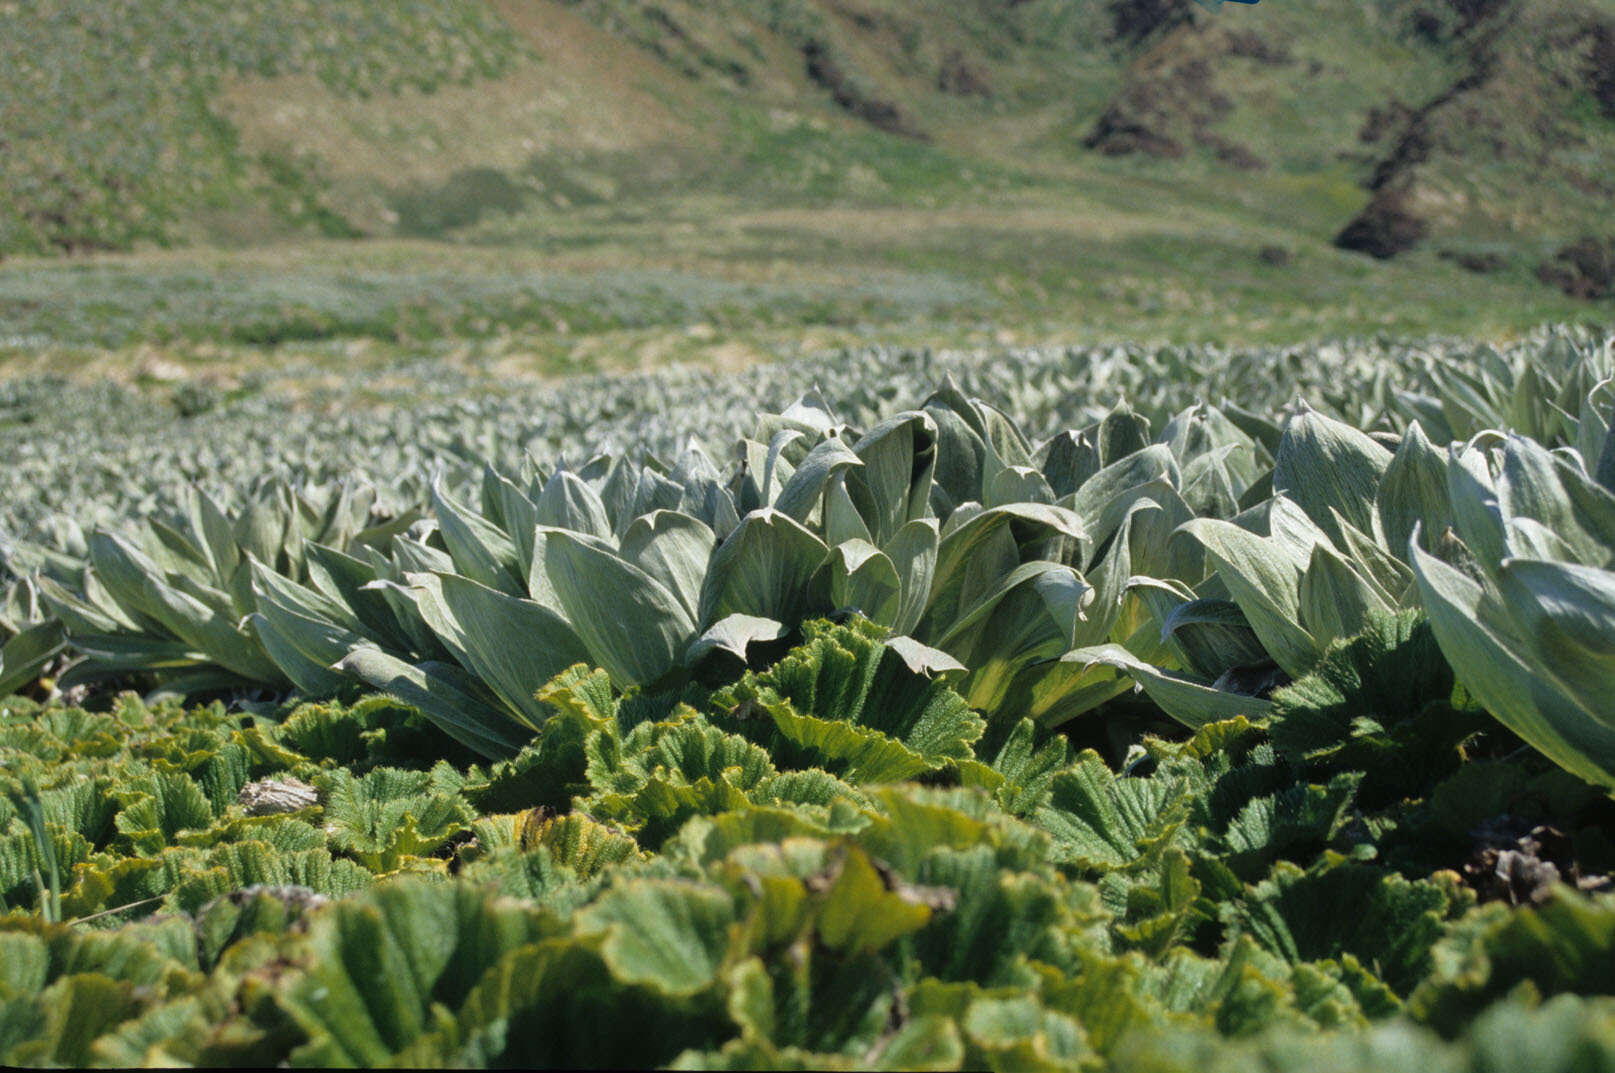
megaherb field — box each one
[2,327,1615,1069]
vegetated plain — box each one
[3,0,1615,1069]
[4,0,1612,385]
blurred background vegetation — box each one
[1,0,1611,384]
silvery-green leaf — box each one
[884,635,966,679]
[57,633,202,676]
[952,566,1091,713]
[993,652,1135,729]
[924,388,988,517]
[619,510,715,621]
[1273,405,1392,548]
[779,387,841,434]
[1393,390,1456,446]
[35,574,130,635]
[848,411,937,547]
[1328,510,1413,608]
[1298,543,1389,650]
[317,481,373,551]
[1514,440,1615,567]
[1066,644,1273,727]
[544,529,696,687]
[735,437,778,515]
[251,558,362,632]
[672,441,725,486]
[304,543,416,652]
[1410,536,1615,791]
[883,518,939,636]
[1037,430,1099,499]
[628,467,684,521]
[1505,518,1577,562]
[772,436,862,523]
[1580,379,1615,493]
[535,470,613,542]
[1267,495,1333,565]
[698,509,830,629]
[430,481,523,595]
[1180,446,1240,519]
[167,571,241,622]
[1446,448,1510,570]
[1080,498,1158,647]
[146,571,283,683]
[1494,559,1615,724]
[249,603,361,696]
[187,488,241,582]
[1093,400,1151,466]
[279,485,313,579]
[926,503,1085,635]
[1069,445,1177,549]
[351,507,423,551]
[598,456,639,536]
[938,500,984,542]
[1126,485,1198,581]
[685,613,790,665]
[233,492,288,572]
[336,647,529,759]
[87,531,174,632]
[1379,422,1453,559]
[484,467,538,566]
[689,479,741,542]
[976,398,1035,470]
[761,429,806,509]
[0,620,65,698]
[1157,596,1268,681]
[1219,399,1283,455]
[1177,518,1319,678]
[828,539,902,627]
[936,560,1088,657]
[91,531,282,683]
[985,466,1054,509]
[412,572,590,728]
[360,575,453,664]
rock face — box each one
[238,777,320,817]
[1334,188,1429,259]
[1537,236,1615,299]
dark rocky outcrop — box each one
[1537,236,1615,299]
[1334,188,1429,259]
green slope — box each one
[0,0,1610,367]
[5,0,1612,261]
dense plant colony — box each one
[2,328,1613,1068]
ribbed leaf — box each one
[1066,644,1273,727]
[619,510,715,622]
[1178,518,1319,678]
[336,647,530,759]
[698,509,830,631]
[413,573,591,728]
[543,530,696,688]
[1273,406,1392,548]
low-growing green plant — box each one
[0,613,1610,1069]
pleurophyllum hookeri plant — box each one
[0,578,64,699]
[32,381,1267,753]
[1407,416,1615,793]
[18,480,412,697]
[330,384,1130,752]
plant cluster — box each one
[2,328,1613,1067]
[1,618,1611,1068]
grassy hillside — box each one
[0,0,1610,376]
